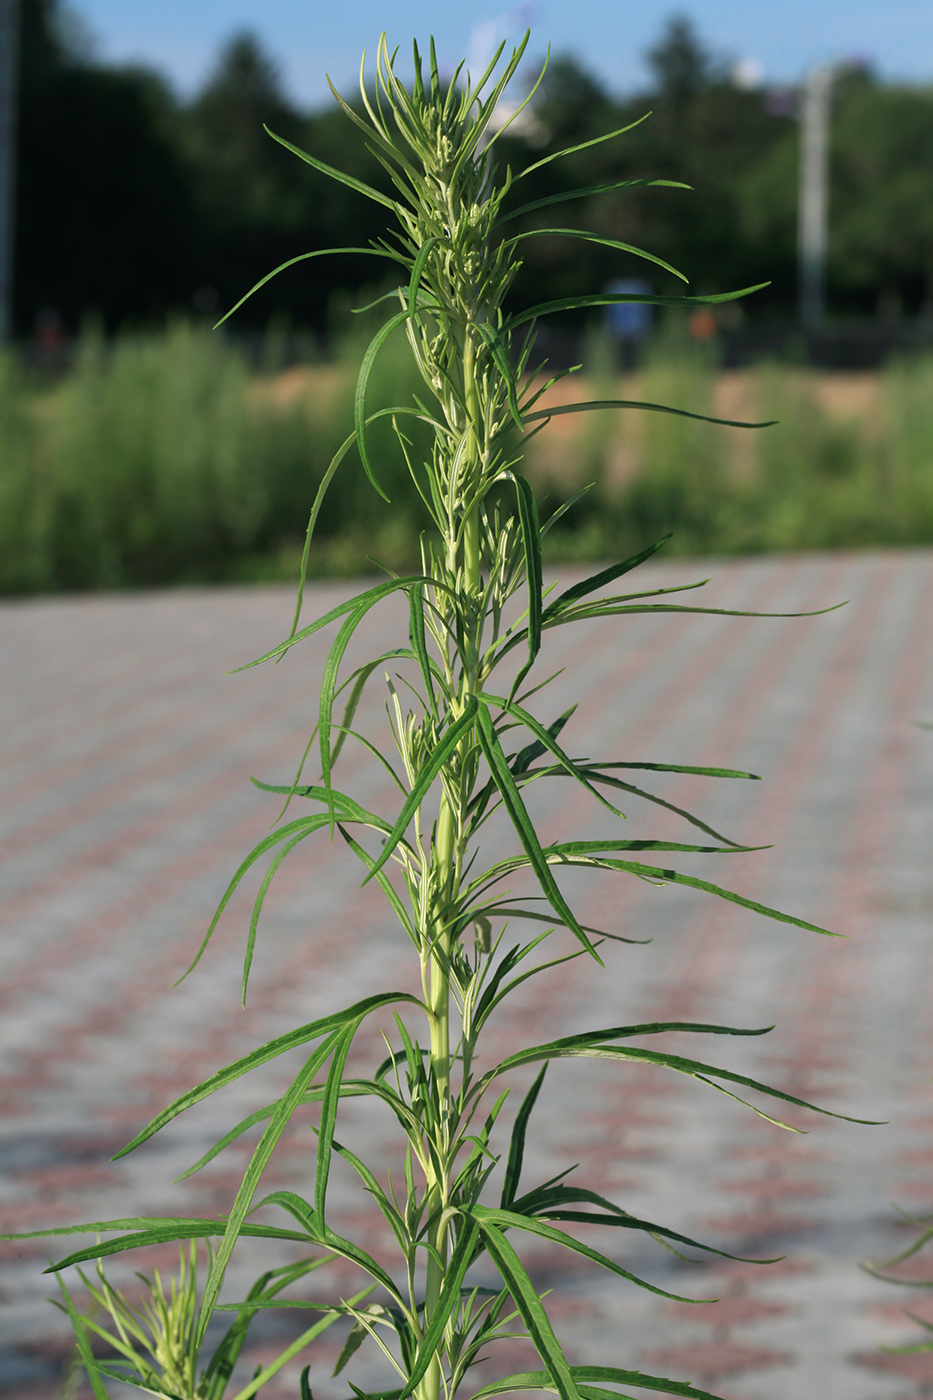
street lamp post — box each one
[0,0,20,343]
[798,63,834,329]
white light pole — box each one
[798,63,834,328]
[0,0,20,343]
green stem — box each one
[420,319,485,1400]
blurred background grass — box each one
[3,318,933,594]
[3,4,933,593]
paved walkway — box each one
[1,551,933,1400]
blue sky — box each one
[69,0,933,106]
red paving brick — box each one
[2,552,933,1398]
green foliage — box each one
[864,1208,933,1355]
[7,330,933,594]
[5,35,871,1400]
[0,321,434,592]
[534,340,933,561]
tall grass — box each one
[533,332,933,561]
[0,321,428,593]
[3,322,933,596]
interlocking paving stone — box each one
[1,551,932,1399]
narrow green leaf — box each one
[498,472,542,687]
[54,1276,110,1400]
[502,1066,547,1207]
[178,1102,280,1179]
[479,691,625,820]
[506,229,687,284]
[316,1023,359,1222]
[179,812,333,982]
[242,828,318,1004]
[515,114,654,180]
[408,236,440,323]
[329,1139,409,1252]
[230,1303,355,1400]
[512,1184,775,1262]
[523,398,775,429]
[552,854,837,935]
[511,706,576,775]
[475,703,600,963]
[474,1208,705,1303]
[289,429,359,643]
[113,991,425,1157]
[487,1036,881,1126]
[42,1221,313,1271]
[196,1033,343,1346]
[409,584,439,719]
[214,249,398,329]
[470,1216,583,1400]
[543,537,670,614]
[355,310,411,502]
[546,838,759,855]
[470,1365,727,1400]
[235,575,427,671]
[507,285,769,331]
[339,826,419,947]
[596,761,760,780]
[264,125,399,210]
[475,323,524,429]
[499,176,692,225]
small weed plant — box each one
[6,35,873,1400]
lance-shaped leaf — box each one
[195,1031,345,1345]
[514,113,655,181]
[340,825,419,947]
[36,1219,315,1271]
[265,124,400,211]
[475,702,600,963]
[497,471,542,687]
[501,1066,548,1207]
[249,1191,404,1303]
[499,175,692,225]
[542,536,672,617]
[355,309,411,501]
[505,229,687,284]
[473,1207,708,1303]
[478,690,624,819]
[507,284,769,332]
[236,574,428,671]
[470,1364,728,1400]
[469,1216,583,1400]
[475,323,524,429]
[229,1301,360,1400]
[214,247,400,329]
[541,847,837,935]
[510,706,576,776]
[316,1022,359,1222]
[362,698,479,884]
[53,1275,110,1400]
[482,1026,883,1127]
[523,399,775,429]
[510,1183,776,1263]
[113,991,425,1156]
[318,586,439,829]
[409,583,439,720]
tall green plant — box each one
[6,35,874,1400]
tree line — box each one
[12,0,933,337]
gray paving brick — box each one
[1,553,932,1399]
